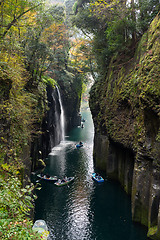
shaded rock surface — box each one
[31,83,81,171]
[89,14,160,239]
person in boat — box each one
[79,141,82,145]
[46,173,50,178]
[62,176,67,182]
[81,124,84,128]
[40,172,44,177]
[98,175,101,180]
[58,179,61,184]
[96,173,101,179]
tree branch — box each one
[2,3,42,39]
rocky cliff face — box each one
[53,67,83,132]
[31,85,61,170]
[89,14,160,239]
[31,82,81,171]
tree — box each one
[136,0,160,35]
[22,4,68,87]
[72,0,160,77]
[0,0,43,39]
[69,37,97,80]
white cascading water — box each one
[56,86,65,141]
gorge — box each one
[1,0,160,239]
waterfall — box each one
[56,86,65,141]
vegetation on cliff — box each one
[72,0,160,79]
[1,0,159,238]
[89,13,160,154]
[72,0,160,153]
[0,0,86,238]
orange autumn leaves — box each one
[69,38,93,73]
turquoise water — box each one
[33,110,148,240]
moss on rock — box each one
[89,13,160,237]
[90,14,160,153]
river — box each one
[33,110,148,240]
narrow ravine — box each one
[33,110,148,240]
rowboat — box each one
[92,173,104,183]
[76,142,83,148]
[54,177,74,186]
[32,220,49,239]
[37,174,57,181]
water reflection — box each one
[34,110,148,240]
[67,158,95,239]
[67,187,93,239]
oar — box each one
[64,177,69,187]
[66,180,69,188]
[36,179,42,183]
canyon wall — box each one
[31,83,81,171]
[89,14,160,239]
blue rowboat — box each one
[76,142,83,148]
[92,173,104,183]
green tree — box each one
[0,0,43,39]
[22,5,67,87]
[72,0,160,77]
[136,0,160,35]
[0,173,42,240]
